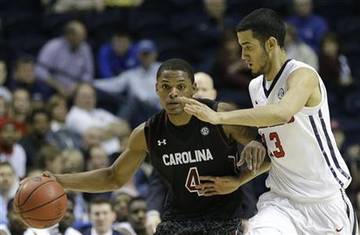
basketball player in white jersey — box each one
[181,8,358,235]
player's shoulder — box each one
[287,60,318,76]
[287,60,319,85]
[145,110,165,128]
[128,122,147,151]
[249,75,263,92]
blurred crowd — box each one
[0,0,359,234]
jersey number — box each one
[185,167,203,196]
[263,132,285,158]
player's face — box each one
[156,70,196,115]
[237,30,270,76]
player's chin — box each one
[166,107,183,115]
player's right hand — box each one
[240,140,267,172]
[42,171,57,181]
[146,210,161,235]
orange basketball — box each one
[13,176,67,229]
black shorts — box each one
[154,217,242,235]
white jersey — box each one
[249,59,351,202]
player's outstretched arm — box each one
[181,68,319,127]
[45,123,148,193]
[218,102,258,145]
[196,141,270,197]
[196,162,270,197]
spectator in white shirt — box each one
[0,162,19,226]
[66,83,130,154]
[83,198,122,235]
[0,120,26,178]
[94,39,161,127]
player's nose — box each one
[169,87,179,98]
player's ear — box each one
[266,37,277,52]
[155,82,159,93]
[192,81,198,94]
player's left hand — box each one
[196,176,240,197]
[180,97,220,124]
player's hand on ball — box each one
[180,97,220,124]
[146,210,161,235]
[240,140,267,172]
[196,176,240,196]
[42,171,57,181]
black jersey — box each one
[144,99,245,220]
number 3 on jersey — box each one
[185,167,204,196]
[263,132,285,158]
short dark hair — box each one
[236,8,286,48]
[156,58,194,83]
[27,108,50,124]
[127,196,146,213]
[88,197,113,212]
[15,56,34,69]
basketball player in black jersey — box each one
[43,59,270,235]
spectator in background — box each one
[0,121,26,178]
[0,162,18,225]
[212,30,252,90]
[87,146,109,171]
[47,95,68,132]
[61,149,85,174]
[319,32,353,94]
[81,127,103,158]
[46,95,81,149]
[9,56,54,101]
[42,0,104,14]
[203,0,227,31]
[97,31,139,78]
[287,0,328,51]
[57,196,82,235]
[0,97,9,124]
[60,149,89,230]
[193,72,217,100]
[285,23,318,70]
[83,198,123,235]
[211,30,252,107]
[19,109,53,169]
[66,83,130,155]
[10,89,32,136]
[104,0,143,7]
[111,192,133,224]
[114,197,149,235]
[0,60,11,102]
[35,21,94,98]
[37,144,63,174]
[94,39,161,128]
[0,199,51,235]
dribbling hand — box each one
[42,171,57,181]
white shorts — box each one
[245,191,358,235]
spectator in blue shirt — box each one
[287,0,328,51]
[97,31,139,78]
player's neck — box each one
[167,113,192,126]
[264,49,287,81]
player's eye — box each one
[177,84,185,90]
[161,84,170,90]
